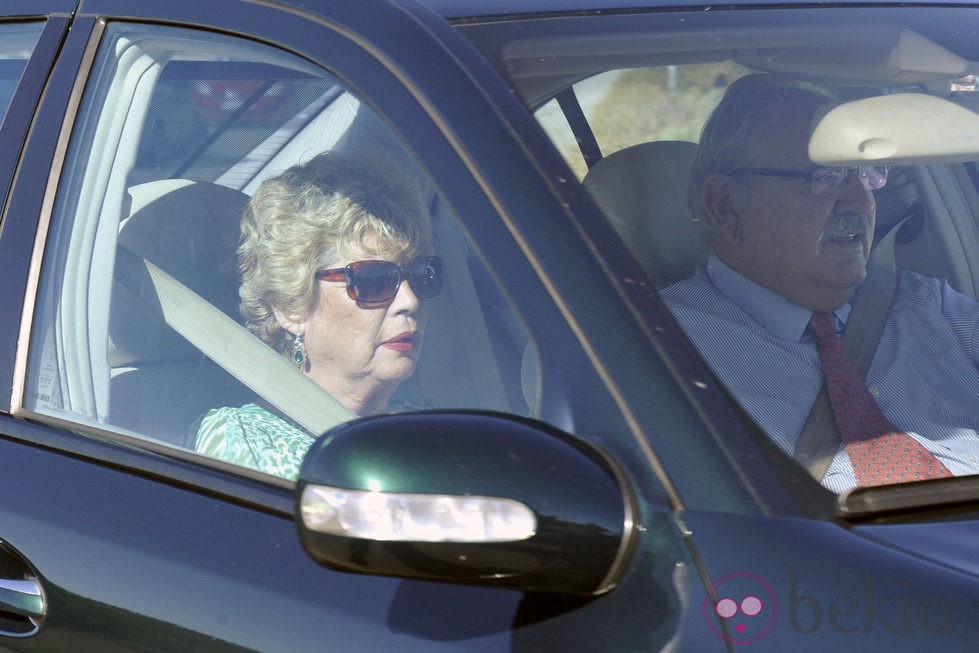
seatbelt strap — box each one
[792,221,902,479]
[556,88,603,170]
[115,246,354,438]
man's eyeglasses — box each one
[731,165,889,195]
[315,256,444,305]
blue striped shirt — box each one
[662,254,979,493]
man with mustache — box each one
[662,74,979,493]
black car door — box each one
[0,0,709,650]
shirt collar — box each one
[705,252,851,342]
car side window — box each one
[529,31,979,496]
[535,64,745,181]
[0,22,42,123]
[23,22,536,479]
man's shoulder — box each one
[894,269,946,306]
[893,270,979,329]
[660,269,718,305]
[659,269,755,335]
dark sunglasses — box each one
[315,256,444,305]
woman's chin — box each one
[376,357,418,384]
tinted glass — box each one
[0,22,42,125]
[23,23,536,481]
[464,8,979,494]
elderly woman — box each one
[195,151,442,479]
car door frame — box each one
[0,8,73,410]
[0,3,539,650]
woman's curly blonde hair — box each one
[238,150,433,355]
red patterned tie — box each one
[809,311,950,486]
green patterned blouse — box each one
[195,403,314,480]
[194,398,436,480]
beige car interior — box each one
[582,140,704,288]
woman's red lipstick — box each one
[382,332,417,352]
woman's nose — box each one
[390,278,421,312]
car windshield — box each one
[457,6,979,500]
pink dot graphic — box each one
[741,596,763,616]
[703,571,778,644]
[716,598,738,618]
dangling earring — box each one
[292,332,306,370]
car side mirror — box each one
[295,410,638,596]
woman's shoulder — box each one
[195,403,316,478]
[204,402,286,423]
[196,403,262,448]
[197,403,281,437]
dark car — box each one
[1,0,979,649]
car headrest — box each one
[110,179,249,366]
[582,140,706,287]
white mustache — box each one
[819,214,872,243]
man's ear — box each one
[701,172,742,243]
[272,306,304,336]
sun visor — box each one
[809,93,979,166]
[735,26,968,85]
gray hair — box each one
[238,150,433,354]
[688,74,836,231]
